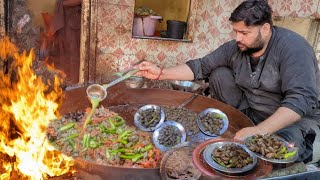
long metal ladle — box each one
[86,68,139,101]
[83,69,139,129]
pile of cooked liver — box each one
[213,144,253,168]
[138,107,161,128]
[158,125,181,147]
[200,112,223,135]
[246,134,287,159]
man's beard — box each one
[238,33,265,54]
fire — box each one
[0,38,74,179]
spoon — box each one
[83,68,138,129]
[86,68,139,101]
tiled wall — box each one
[95,0,320,83]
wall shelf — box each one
[132,35,192,42]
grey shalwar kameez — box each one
[186,26,320,163]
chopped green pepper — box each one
[284,150,297,159]
[106,149,111,159]
[58,122,75,131]
[64,133,79,141]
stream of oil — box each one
[82,95,101,130]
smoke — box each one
[26,0,56,27]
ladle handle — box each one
[103,68,139,89]
[178,94,198,109]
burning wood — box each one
[0,38,74,179]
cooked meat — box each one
[246,134,287,159]
[200,112,223,135]
[158,126,181,147]
[212,144,253,168]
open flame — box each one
[0,38,74,179]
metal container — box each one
[152,120,187,152]
[203,142,258,174]
[134,104,165,131]
[170,80,201,93]
[124,76,145,88]
[196,108,229,137]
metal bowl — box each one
[203,142,258,174]
[160,142,202,180]
[245,135,299,164]
[134,104,165,132]
[153,120,187,152]
[124,76,145,88]
[196,108,229,137]
[170,80,201,93]
[86,84,107,101]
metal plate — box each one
[134,104,165,131]
[196,108,229,137]
[245,135,299,164]
[153,120,187,152]
[203,142,258,174]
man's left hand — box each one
[234,126,265,140]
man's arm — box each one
[234,107,301,139]
[63,0,82,6]
[137,61,194,80]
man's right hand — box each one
[136,61,163,80]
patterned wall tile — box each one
[119,32,143,54]
[218,0,244,12]
[296,0,319,17]
[215,33,233,48]
[98,3,122,30]
[95,53,119,83]
[216,12,233,34]
[120,5,134,31]
[196,0,207,15]
[275,0,298,17]
[116,54,138,71]
[190,0,199,15]
[97,30,119,54]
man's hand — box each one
[136,61,162,80]
[234,126,265,140]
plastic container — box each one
[133,15,162,36]
[167,20,187,39]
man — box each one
[137,0,320,163]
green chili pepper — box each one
[284,150,297,159]
[89,140,101,149]
[119,130,132,139]
[64,133,79,141]
[275,146,287,158]
[119,154,136,159]
[68,139,76,149]
[58,122,75,131]
[106,149,111,159]
[82,134,90,149]
[142,144,153,152]
[118,139,128,144]
[114,121,125,127]
[108,119,115,129]
[99,124,107,132]
[105,128,116,134]
[132,154,144,162]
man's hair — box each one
[229,0,273,26]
